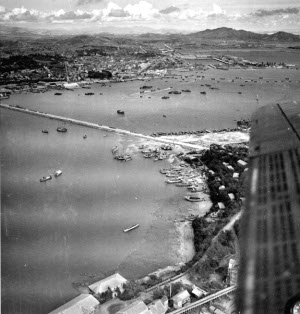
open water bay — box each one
[1,109,188,314]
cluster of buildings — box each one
[0,47,185,86]
[48,258,238,314]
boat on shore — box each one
[54,170,62,177]
[123,224,139,232]
[40,175,52,182]
[57,127,67,133]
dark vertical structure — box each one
[237,102,300,313]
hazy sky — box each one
[0,0,300,34]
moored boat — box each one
[40,175,52,182]
[184,195,205,202]
[166,178,181,184]
[42,130,49,133]
[124,224,139,232]
[54,170,62,177]
[117,110,125,114]
[112,146,119,154]
[57,127,67,133]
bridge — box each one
[171,285,237,314]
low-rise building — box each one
[233,172,239,179]
[237,160,247,167]
[217,202,225,209]
[89,273,127,297]
[116,301,149,314]
[228,193,235,200]
[48,294,99,314]
[191,285,208,298]
[228,259,239,286]
[172,290,190,309]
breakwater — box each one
[0,103,204,150]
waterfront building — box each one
[148,299,168,314]
[48,294,99,314]
[171,290,190,309]
[88,273,127,297]
[116,301,149,314]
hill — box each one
[188,27,300,42]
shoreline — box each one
[1,104,248,313]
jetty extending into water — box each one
[0,103,205,150]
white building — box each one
[172,290,190,309]
[89,273,127,297]
[48,294,99,314]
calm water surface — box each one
[1,66,300,313]
[1,109,186,314]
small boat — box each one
[54,93,62,96]
[200,91,206,95]
[54,170,62,177]
[112,146,119,154]
[123,154,132,161]
[83,135,87,139]
[40,175,52,182]
[160,168,173,174]
[124,224,139,232]
[166,178,181,184]
[184,195,205,202]
[85,92,94,95]
[42,130,48,134]
[143,153,153,158]
[57,127,67,133]
[182,89,191,92]
[117,110,125,115]
[162,96,169,99]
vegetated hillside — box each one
[188,27,300,42]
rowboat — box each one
[124,224,139,232]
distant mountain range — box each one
[187,27,300,42]
[0,25,299,43]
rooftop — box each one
[89,273,127,294]
[48,294,99,314]
[117,301,148,314]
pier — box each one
[0,104,205,150]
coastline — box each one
[1,104,248,313]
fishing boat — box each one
[54,170,62,177]
[57,127,67,133]
[42,130,49,134]
[184,195,205,202]
[112,146,119,154]
[166,178,181,184]
[117,110,125,114]
[123,224,139,232]
[160,168,172,174]
[40,175,52,182]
